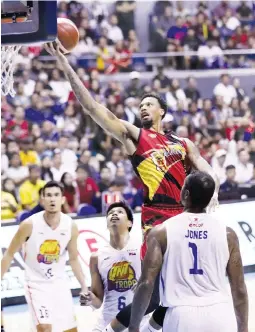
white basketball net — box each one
[1,45,22,97]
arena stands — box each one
[1,0,255,222]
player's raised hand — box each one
[207,192,219,213]
[44,40,67,62]
[80,290,96,306]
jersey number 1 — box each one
[189,242,203,275]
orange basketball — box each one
[57,18,79,53]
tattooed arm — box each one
[129,225,167,332]
[226,227,249,332]
[44,42,139,148]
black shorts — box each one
[116,274,167,327]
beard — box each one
[142,118,153,129]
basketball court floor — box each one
[2,273,255,332]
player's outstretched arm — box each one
[67,222,88,293]
[1,220,32,279]
[44,42,139,145]
[129,225,166,332]
[226,227,249,332]
[80,253,104,309]
[184,138,220,211]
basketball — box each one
[57,18,79,53]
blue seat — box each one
[18,210,31,222]
[77,204,97,217]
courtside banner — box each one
[1,201,255,301]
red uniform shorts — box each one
[140,204,184,259]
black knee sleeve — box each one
[116,302,132,328]
[152,305,168,326]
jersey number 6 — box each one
[118,296,126,310]
[189,242,203,275]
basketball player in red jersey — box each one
[45,42,219,332]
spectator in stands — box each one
[58,135,77,176]
[5,107,29,140]
[19,165,45,211]
[98,167,112,192]
[167,16,188,44]
[1,143,8,177]
[34,137,48,160]
[5,152,29,187]
[1,178,19,220]
[73,28,94,56]
[165,78,187,111]
[106,148,124,181]
[174,1,190,18]
[236,1,253,21]
[26,188,45,218]
[49,69,71,103]
[126,71,143,98]
[197,39,223,69]
[41,155,54,182]
[156,4,175,37]
[235,148,254,183]
[127,29,140,52]
[213,74,237,106]
[105,40,132,74]
[51,149,66,181]
[76,165,100,205]
[115,1,136,39]
[249,139,255,165]
[233,77,247,102]
[56,102,80,135]
[184,77,201,103]
[9,83,30,108]
[224,8,241,31]
[6,140,19,155]
[249,87,255,118]
[79,150,98,181]
[41,120,59,142]
[213,1,235,19]
[107,14,124,43]
[219,165,241,200]
[153,65,171,92]
[95,37,111,72]
[19,137,40,166]
[60,172,79,213]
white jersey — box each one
[94,236,141,331]
[160,212,230,307]
[23,211,72,283]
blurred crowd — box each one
[16,1,255,73]
[1,1,255,221]
[149,0,255,69]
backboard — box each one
[1,1,57,45]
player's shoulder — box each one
[226,227,238,243]
[18,218,33,236]
[60,211,73,221]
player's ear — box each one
[160,108,164,118]
[61,195,66,205]
[127,220,132,229]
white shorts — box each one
[25,279,76,332]
[163,302,237,332]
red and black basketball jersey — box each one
[131,129,190,210]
